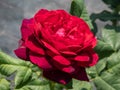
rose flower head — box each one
[14,9,98,85]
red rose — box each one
[14,9,98,84]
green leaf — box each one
[93,51,120,90]
[54,84,64,90]
[0,78,10,90]
[94,40,114,59]
[94,25,120,59]
[0,51,33,88]
[102,0,120,9]
[69,79,92,90]
[89,53,120,90]
[15,79,50,90]
[80,6,94,29]
[70,0,84,17]
[87,58,107,79]
[91,10,120,22]
[0,51,46,89]
[70,0,93,29]
[0,73,5,79]
[88,25,120,90]
[102,25,120,51]
[15,67,32,88]
[64,80,73,89]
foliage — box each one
[0,0,120,90]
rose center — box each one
[56,28,65,37]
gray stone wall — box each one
[0,0,108,56]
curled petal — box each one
[29,52,52,70]
[74,55,89,62]
[41,40,60,55]
[25,35,45,55]
[60,51,77,56]
[89,52,98,66]
[14,46,28,60]
[53,56,71,66]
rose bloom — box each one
[14,9,98,84]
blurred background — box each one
[0,0,108,56]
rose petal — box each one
[43,70,72,85]
[77,49,98,67]
[53,56,71,66]
[25,35,45,55]
[71,67,89,81]
[60,51,77,56]
[34,9,49,22]
[14,47,28,60]
[74,55,89,62]
[29,52,52,70]
[35,9,49,16]
[62,66,75,73]
[21,19,34,40]
[41,40,60,55]
[91,37,97,48]
[67,45,82,52]
[51,38,68,51]
[89,52,98,66]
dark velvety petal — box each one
[43,70,72,85]
[25,35,45,55]
[14,47,28,60]
[67,45,82,52]
[52,55,75,74]
[21,19,34,40]
[29,52,52,70]
[71,67,89,81]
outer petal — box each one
[88,52,98,66]
[14,46,28,60]
[21,19,34,40]
[14,40,28,60]
[34,9,49,23]
[71,67,89,81]
[43,70,72,85]
[35,9,49,16]
[29,52,52,70]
